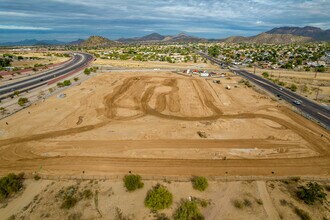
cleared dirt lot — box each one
[0,70,329,177]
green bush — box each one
[123,174,144,192]
[294,207,311,220]
[297,182,326,204]
[63,80,71,86]
[0,173,24,201]
[290,84,298,92]
[262,72,269,78]
[173,199,204,220]
[18,97,29,106]
[84,68,91,75]
[192,176,208,191]
[145,184,173,210]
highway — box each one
[0,52,93,98]
[198,51,330,129]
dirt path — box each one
[257,181,280,220]
[0,180,51,219]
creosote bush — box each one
[173,199,204,220]
[297,182,326,204]
[123,174,144,192]
[192,176,208,191]
[0,173,24,201]
[145,184,173,211]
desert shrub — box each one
[297,182,327,204]
[243,198,252,207]
[68,212,82,220]
[61,196,77,209]
[290,177,301,182]
[290,84,297,92]
[255,198,263,205]
[115,207,131,220]
[145,184,173,210]
[262,72,269,78]
[18,97,29,106]
[73,77,79,82]
[63,80,71,86]
[294,207,311,220]
[57,82,64,87]
[173,199,204,220]
[0,173,24,201]
[57,185,79,209]
[280,199,288,206]
[80,189,93,199]
[123,174,144,192]
[156,213,170,220]
[324,185,330,192]
[192,176,208,191]
[232,199,243,209]
[34,175,41,181]
[84,68,91,75]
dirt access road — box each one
[0,71,329,178]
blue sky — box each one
[0,0,329,42]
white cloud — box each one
[0,25,52,30]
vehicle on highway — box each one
[293,100,302,105]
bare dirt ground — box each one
[0,70,329,178]
[1,179,329,220]
[243,67,330,105]
[94,59,219,70]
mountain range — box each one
[0,26,329,46]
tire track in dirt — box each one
[0,75,329,177]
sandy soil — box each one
[1,179,328,220]
[0,70,329,178]
[94,59,219,70]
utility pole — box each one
[315,87,320,101]
[314,67,318,78]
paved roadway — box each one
[0,52,93,98]
[198,51,330,129]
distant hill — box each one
[0,39,68,46]
[117,32,205,43]
[68,39,85,45]
[0,39,85,46]
[118,33,165,43]
[266,26,330,41]
[79,36,118,47]
[221,26,329,44]
[221,33,313,44]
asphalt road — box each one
[198,51,330,129]
[0,52,93,98]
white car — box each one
[293,100,302,105]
